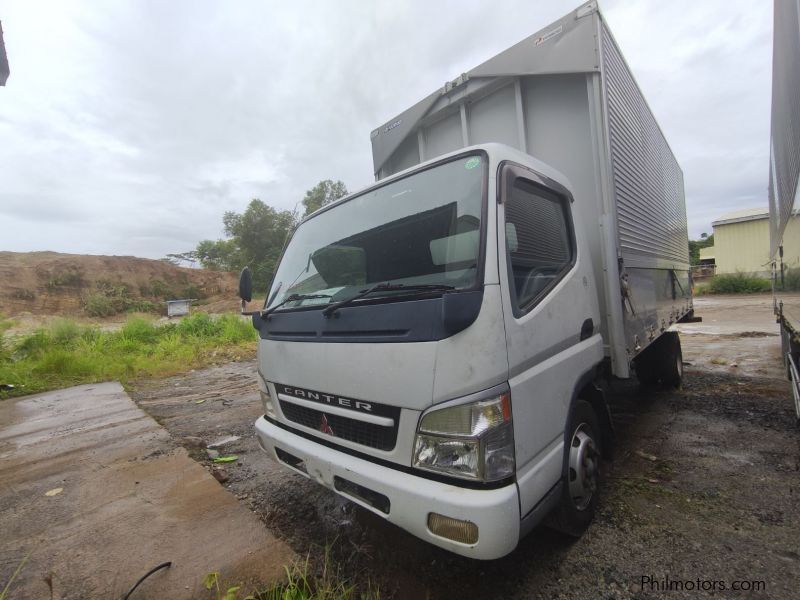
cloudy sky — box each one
[0,0,772,259]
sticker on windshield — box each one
[464,157,481,170]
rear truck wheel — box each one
[634,352,659,386]
[659,332,683,389]
[634,331,683,388]
[550,399,602,537]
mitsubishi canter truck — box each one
[241,1,693,559]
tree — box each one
[301,180,348,217]
[219,200,296,286]
[162,251,200,268]
[688,233,714,266]
[176,179,348,291]
[194,239,241,271]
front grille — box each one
[279,400,398,451]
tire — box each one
[659,332,683,389]
[635,332,683,388]
[550,399,602,537]
[634,352,659,387]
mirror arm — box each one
[240,299,264,316]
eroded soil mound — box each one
[0,251,237,317]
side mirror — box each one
[239,267,253,307]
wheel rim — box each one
[568,424,599,511]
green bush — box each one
[83,293,124,317]
[182,284,205,299]
[706,273,771,294]
[45,268,85,289]
[0,314,13,363]
[127,299,162,314]
[140,279,177,299]
[84,281,162,317]
[782,267,800,291]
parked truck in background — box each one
[241,1,693,559]
[769,0,800,420]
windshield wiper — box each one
[322,282,455,318]
[263,293,333,317]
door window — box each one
[503,175,574,314]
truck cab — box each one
[252,145,606,559]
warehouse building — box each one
[704,207,800,277]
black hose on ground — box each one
[121,561,172,600]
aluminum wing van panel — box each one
[769,0,800,346]
[370,0,602,178]
[769,0,800,258]
[369,2,691,376]
[596,19,692,363]
[599,24,689,271]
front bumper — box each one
[255,416,520,559]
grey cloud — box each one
[0,0,774,257]
[0,193,89,222]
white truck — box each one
[240,1,693,559]
[769,0,800,419]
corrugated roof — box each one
[712,207,769,226]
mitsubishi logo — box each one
[319,414,335,436]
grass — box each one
[780,267,800,291]
[0,313,256,399]
[0,552,29,600]
[697,273,772,295]
[204,546,380,600]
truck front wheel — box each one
[550,399,601,537]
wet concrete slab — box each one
[0,382,292,599]
[676,294,792,379]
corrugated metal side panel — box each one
[770,0,800,257]
[601,24,689,268]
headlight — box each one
[413,393,514,482]
[257,371,277,419]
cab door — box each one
[497,162,603,518]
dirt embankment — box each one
[0,251,238,317]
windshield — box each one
[267,154,485,311]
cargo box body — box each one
[370,0,691,377]
[769,0,800,415]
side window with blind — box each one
[504,177,574,314]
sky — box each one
[0,0,773,259]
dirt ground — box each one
[0,382,291,599]
[126,294,798,598]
